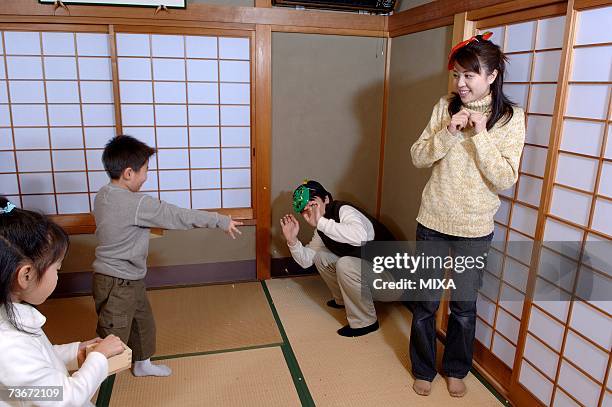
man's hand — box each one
[302,198,323,227]
[280,214,300,245]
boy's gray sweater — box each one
[93,183,231,280]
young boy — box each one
[93,135,242,377]
[280,180,396,337]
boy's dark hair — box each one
[448,34,515,130]
[303,180,333,202]
[102,135,156,180]
[0,196,69,333]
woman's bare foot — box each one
[447,377,467,397]
[413,379,432,396]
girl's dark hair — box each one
[448,34,515,130]
[0,196,69,332]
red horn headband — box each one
[447,31,493,70]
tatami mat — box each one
[108,347,300,407]
[267,276,502,406]
[39,282,281,357]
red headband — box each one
[447,31,493,70]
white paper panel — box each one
[190,148,220,168]
[120,81,153,103]
[54,172,87,193]
[529,84,557,115]
[46,81,80,104]
[48,104,81,126]
[517,175,542,206]
[561,119,604,157]
[570,300,612,349]
[504,84,529,108]
[495,308,520,344]
[494,197,511,224]
[16,151,52,172]
[492,224,507,251]
[506,53,532,82]
[11,104,47,126]
[44,57,77,80]
[220,106,250,126]
[186,59,218,81]
[510,202,538,236]
[188,105,218,126]
[505,21,536,52]
[151,35,184,58]
[480,26,504,49]
[566,84,610,119]
[550,186,591,226]
[158,169,190,190]
[86,149,104,171]
[553,389,581,407]
[476,294,496,325]
[122,127,155,148]
[160,190,190,208]
[506,230,533,265]
[485,248,503,278]
[555,153,598,192]
[607,125,612,159]
[190,169,220,189]
[154,82,186,104]
[221,148,250,168]
[4,32,40,55]
[592,198,612,236]
[521,145,547,177]
[157,149,189,169]
[153,58,185,81]
[22,194,56,214]
[525,115,551,147]
[192,189,220,209]
[57,193,89,214]
[532,50,561,82]
[491,333,516,367]
[572,46,612,82]
[156,127,187,148]
[0,128,13,150]
[558,361,601,407]
[190,127,219,147]
[532,287,571,323]
[219,61,250,82]
[78,57,112,80]
[88,171,110,192]
[80,81,113,103]
[564,331,608,382]
[537,248,578,293]
[76,34,110,57]
[118,58,151,81]
[219,83,250,105]
[499,282,525,318]
[222,168,250,188]
[0,83,6,103]
[0,151,15,172]
[185,36,217,59]
[222,188,250,208]
[584,234,612,276]
[475,318,493,348]
[121,105,154,126]
[52,150,85,171]
[543,217,583,244]
[19,173,54,194]
[116,34,150,57]
[140,172,158,191]
[0,105,9,127]
[42,32,75,56]
[523,334,559,379]
[219,37,249,60]
[14,128,49,149]
[9,81,45,103]
[155,105,187,126]
[503,257,529,293]
[0,174,20,195]
[519,360,553,405]
[82,104,114,126]
[6,56,43,80]
[575,7,612,45]
[599,162,612,197]
[53,122,86,149]
[528,306,565,351]
[187,82,218,104]
[536,16,565,49]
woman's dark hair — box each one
[102,135,156,180]
[0,196,69,332]
[448,34,515,130]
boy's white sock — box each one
[132,358,172,377]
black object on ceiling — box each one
[273,0,396,14]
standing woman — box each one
[409,33,525,397]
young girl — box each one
[0,197,124,406]
[409,33,525,397]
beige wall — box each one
[61,226,255,273]
[379,26,453,240]
[271,33,386,258]
[187,0,253,6]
